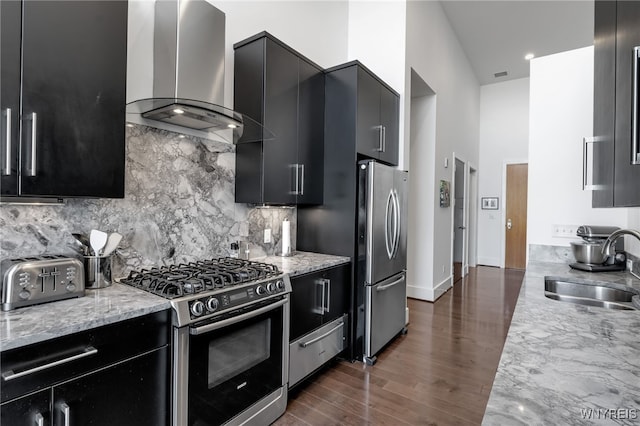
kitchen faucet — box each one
[601,229,640,256]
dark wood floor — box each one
[275,266,525,426]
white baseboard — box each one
[407,276,452,302]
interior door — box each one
[505,164,528,269]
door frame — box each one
[450,152,472,279]
[467,163,478,271]
[500,159,529,268]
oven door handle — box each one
[189,298,287,335]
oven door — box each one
[174,296,289,426]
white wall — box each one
[528,46,628,248]
[211,1,350,108]
[347,1,407,168]
[477,78,530,266]
[405,1,480,301]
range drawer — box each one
[1,310,170,403]
[289,314,347,388]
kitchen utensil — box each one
[72,233,91,255]
[101,232,123,257]
[83,255,112,289]
[89,230,108,256]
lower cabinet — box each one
[288,264,349,388]
[1,311,171,426]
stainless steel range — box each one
[120,258,291,426]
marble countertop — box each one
[483,262,640,425]
[0,284,171,352]
[256,251,350,276]
[0,251,350,352]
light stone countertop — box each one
[256,251,350,276]
[0,251,350,352]
[0,284,171,352]
[483,262,640,425]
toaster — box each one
[1,255,85,311]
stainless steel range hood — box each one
[126,0,267,143]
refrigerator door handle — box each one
[375,276,405,292]
[385,190,394,259]
[392,189,401,258]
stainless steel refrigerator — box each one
[357,160,408,365]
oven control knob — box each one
[266,282,277,294]
[256,285,266,296]
[276,280,285,291]
[206,297,219,312]
[190,300,205,317]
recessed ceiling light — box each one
[525,53,535,61]
[173,108,185,114]
[494,71,508,78]
[227,124,237,129]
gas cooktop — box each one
[120,257,290,326]
[121,257,281,299]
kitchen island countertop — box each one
[0,251,350,352]
[483,262,640,425]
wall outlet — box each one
[264,228,272,244]
[552,224,579,238]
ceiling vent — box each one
[494,71,509,78]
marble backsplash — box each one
[0,124,296,277]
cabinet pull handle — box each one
[582,137,606,190]
[34,413,44,426]
[61,402,70,426]
[324,278,330,313]
[299,164,305,196]
[376,276,404,292]
[2,108,11,176]
[1,346,98,381]
[299,321,344,348]
[632,46,640,165]
[376,125,384,152]
[26,112,37,177]
[382,125,386,153]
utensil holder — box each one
[84,255,112,289]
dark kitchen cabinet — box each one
[234,32,324,205]
[0,1,127,199]
[289,264,350,341]
[288,264,349,387]
[1,390,51,426]
[1,311,171,426]
[591,0,640,207]
[335,62,400,166]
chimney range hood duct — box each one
[126,0,269,143]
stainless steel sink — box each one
[544,277,639,310]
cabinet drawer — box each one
[1,310,170,403]
[289,314,347,388]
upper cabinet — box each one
[591,0,640,207]
[328,62,400,166]
[0,1,127,199]
[234,32,324,205]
